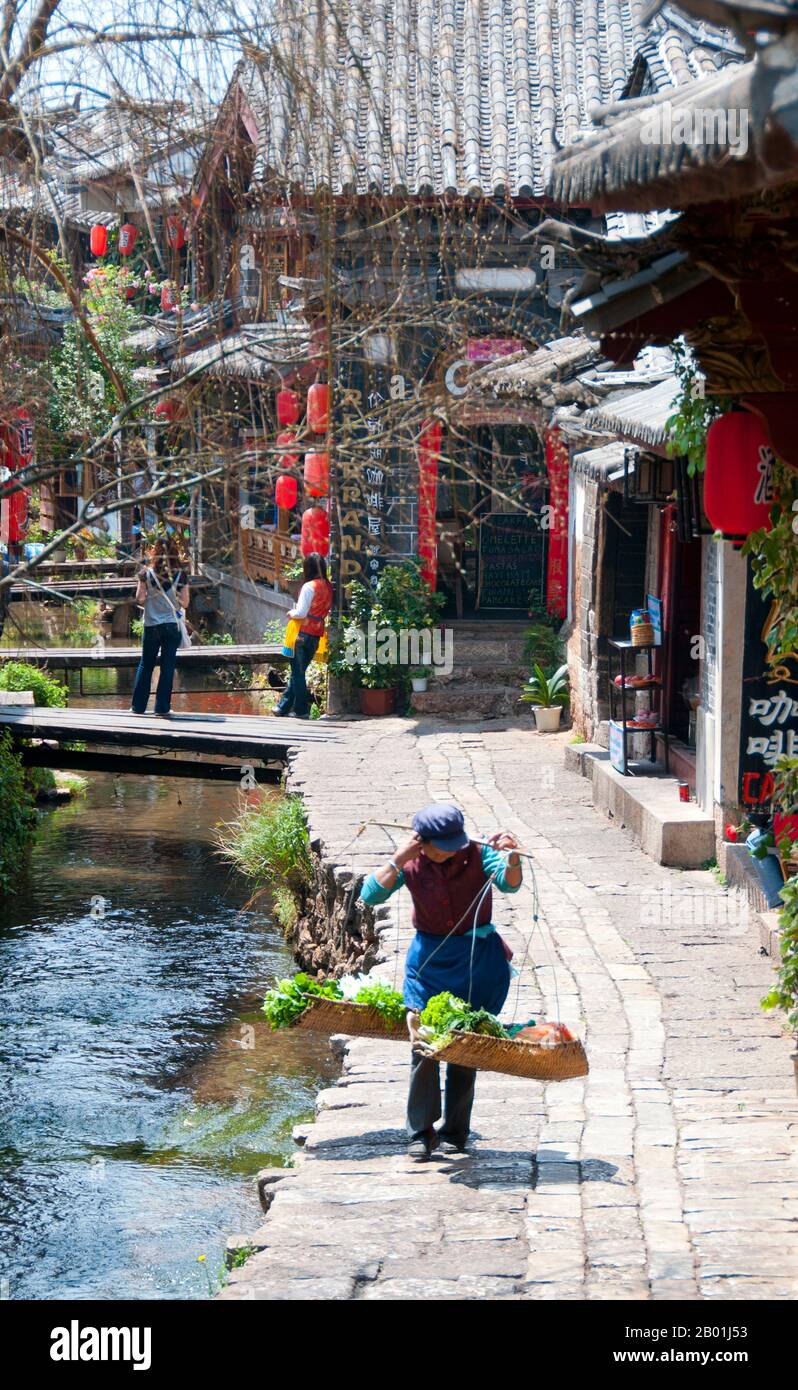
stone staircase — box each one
[411,619,535,721]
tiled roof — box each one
[581,375,680,445]
[240,0,649,198]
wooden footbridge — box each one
[0,704,340,785]
[8,576,214,603]
[1,642,289,670]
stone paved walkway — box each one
[220,719,798,1301]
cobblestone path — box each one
[220,720,798,1301]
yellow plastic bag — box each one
[315,630,329,664]
[282,617,301,656]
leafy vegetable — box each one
[353,980,407,1024]
[420,992,508,1041]
[262,972,342,1030]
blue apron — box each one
[403,926,511,1014]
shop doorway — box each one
[658,504,702,747]
[435,424,548,617]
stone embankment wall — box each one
[287,837,386,977]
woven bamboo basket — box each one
[432,1032,589,1081]
[631,622,655,647]
[293,997,408,1041]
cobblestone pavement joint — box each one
[220,719,798,1301]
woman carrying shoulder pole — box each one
[359,803,522,1160]
[130,537,190,719]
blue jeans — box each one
[276,633,319,718]
[132,621,181,714]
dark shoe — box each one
[438,1136,468,1155]
[129,708,146,715]
[407,1130,439,1161]
[154,710,171,719]
[292,712,310,720]
[272,707,290,717]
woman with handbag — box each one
[273,552,333,720]
[130,538,191,718]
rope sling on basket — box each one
[292,821,588,1083]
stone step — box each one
[446,634,531,663]
[433,661,529,688]
[411,684,536,721]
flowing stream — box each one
[0,773,337,1300]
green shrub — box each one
[216,793,312,894]
[0,661,68,707]
[522,621,564,670]
[0,731,36,892]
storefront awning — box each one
[580,377,680,450]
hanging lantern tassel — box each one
[704,411,776,546]
[303,451,329,498]
[300,505,330,556]
[160,282,179,312]
[275,474,298,510]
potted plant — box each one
[520,663,569,732]
[410,665,432,693]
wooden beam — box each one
[21,745,284,783]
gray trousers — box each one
[407,1050,476,1146]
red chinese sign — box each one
[417,419,442,590]
[1,408,33,545]
[544,427,569,619]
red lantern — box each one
[307,381,330,434]
[160,283,178,311]
[704,411,776,544]
[275,474,298,510]
[165,215,186,250]
[154,397,180,422]
[300,505,330,556]
[303,451,329,498]
[89,224,108,257]
[276,429,299,469]
[276,387,300,426]
[118,223,139,255]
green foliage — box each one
[262,972,343,1029]
[762,874,798,1033]
[419,992,508,1041]
[329,560,445,691]
[743,463,798,669]
[272,884,299,933]
[0,661,67,707]
[27,765,57,796]
[353,980,407,1024]
[282,557,305,582]
[201,631,235,646]
[216,793,312,896]
[665,340,732,476]
[130,616,144,639]
[0,731,36,893]
[47,262,138,441]
[522,621,564,670]
[520,662,569,708]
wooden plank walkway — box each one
[0,643,289,669]
[0,705,340,760]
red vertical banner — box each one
[417,418,442,590]
[0,408,33,546]
[544,426,569,618]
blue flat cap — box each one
[412,803,470,852]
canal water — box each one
[0,773,338,1301]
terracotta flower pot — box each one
[359,687,396,717]
[533,706,563,733]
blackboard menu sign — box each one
[478,511,546,611]
[738,560,798,809]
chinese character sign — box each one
[739,561,798,808]
[417,419,442,590]
[544,427,569,619]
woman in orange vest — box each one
[273,552,333,719]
